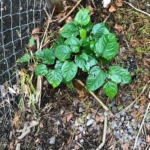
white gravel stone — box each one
[86,119,94,126]
[49,137,56,145]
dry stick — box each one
[133,102,150,149]
[96,116,107,150]
[123,1,150,17]
[115,83,148,117]
[91,0,96,8]
[103,13,111,23]
[39,7,55,51]
[75,79,113,115]
[36,38,43,108]
[58,0,82,23]
[36,8,55,108]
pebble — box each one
[86,119,94,126]
[78,126,84,132]
[96,126,100,131]
[112,106,117,113]
[86,113,92,119]
[80,139,84,143]
[55,120,61,126]
[134,104,139,108]
[111,121,117,129]
[128,128,133,134]
[121,116,125,122]
[88,127,94,132]
[79,107,84,113]
[49,137,56,145]
[120,111,126,116]
[36,146,42,150]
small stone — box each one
[109,101,115,107]
[119,122,122,126]
[138,123,141,128]
[114,130,121,139]
[120,111,126,116]
[112,106,117,113]
[55,120,61,126]
[78,126,84,132]
[137,137,142,147]
[104,111,108,117]
[49,137,56,145]
[86,113,92,119]
[128,135,133,140]
[120,129,123,133]
[36,146,42,150]
[79,107,84,113]
[88,127,93,132]
[86,119,94,126]
[121,117,125,121]
[128,128,133,134]
[80,139,84,143]
[96,126,100,131]
[134,104,139,108]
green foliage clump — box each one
[17,8,131,99]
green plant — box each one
[17,8,131,99]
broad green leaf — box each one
[83,23,93,32]
[80,52,88,61]
[108,66,131,84]
[81,37,90,47]
[34,51,44,59]
[35,64,48,76]
[55,60,63,69]
[103,81,118,99]
[83,62,90,72]
[75,52,95,72]
[92,23,109,39]
[29,36,34,47]
[74,8,90,26]
[65,37,81,53]
[65,37,81,46]
[90,41,95,51]
[88,55,98,66]
[53,37,65,48]
[42,49,55,64]
[69,46,80,53]
[60,22,79,38]
[62,61,78,82]
[94,34,118,60]
[56,37,64,45]
[86,66,106,91]
[46,69,63,88]
[75,55,86,70]
[35,49,55,64]
[79,28,87,39]
[17,54,31,63]
[55,45,71,61]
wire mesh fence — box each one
[0,0,45,147]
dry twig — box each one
[36,8,55,108]
[58,0,82,23]
[115,83,148,117]
[123,1,150,17]
[133,102,150,149]
[75,79,113,116]
[103,13,111,23]
[96,116,107,150]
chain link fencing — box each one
[0,0,46,147]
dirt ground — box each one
[1,0,150,149]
